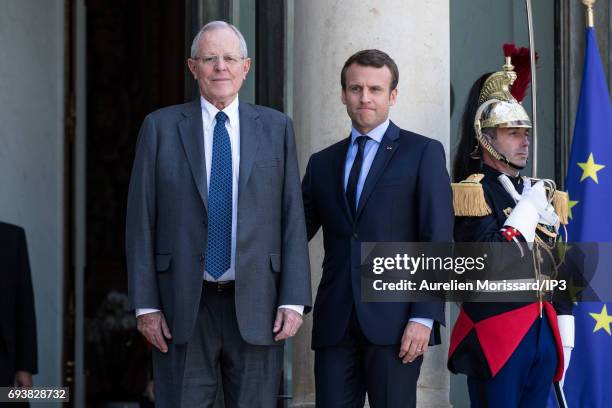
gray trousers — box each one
[152,286,283,408]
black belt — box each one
[203,280,235,293]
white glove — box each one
[504,181,549,242]
[500,176,559,229]
[523,179,560,228]
[538,202,560,229]
[558,315,575,387]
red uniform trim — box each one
[448,307,474,357]
[475,303,539,377]
[500,226,522,242]
[543,302,564,382]
[449,302,564,379]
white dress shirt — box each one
[136,96,302,317]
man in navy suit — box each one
[302,49,454,407]
[0,222,37,408]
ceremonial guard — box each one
[448,45,575,407]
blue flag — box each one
[561,26,612,408]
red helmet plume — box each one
[503,43,538,102]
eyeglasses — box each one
[194,54,244,66]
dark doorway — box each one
[83,0,289,405]
[84,0,185,405]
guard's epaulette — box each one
[451,174,492,217]
[552,190,569,225]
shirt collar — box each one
[350,119,390,145]
[200,96,240,128]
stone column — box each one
[291,1,451,407]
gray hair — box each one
[190,21,248,59]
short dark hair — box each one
[340,49,399,91]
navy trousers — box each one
[467,314,557,408]
[315,308,423,408]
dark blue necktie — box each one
[205,111,232,280]
[346,135,369,217]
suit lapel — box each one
[238,102,262,197]
[178,99,208,210]
[355,121,400,219]
[335,136,353,222]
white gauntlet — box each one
[499,176,559,232]
[503,181,549,242]
[558,315,575,387]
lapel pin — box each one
[386,146,393,151]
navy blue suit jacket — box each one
[302,121,454,348]
[0,222,37,379]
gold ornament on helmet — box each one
[477,57,532,129]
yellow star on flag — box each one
[577,153,605,183]
[590,304,612,335]
[568,197,579,220]
[566,275,585,305]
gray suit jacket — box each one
[126,99,312,346]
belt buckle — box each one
[216,281,229,292]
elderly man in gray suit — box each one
[126,21,311,408]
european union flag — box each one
[562,26,612,408]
